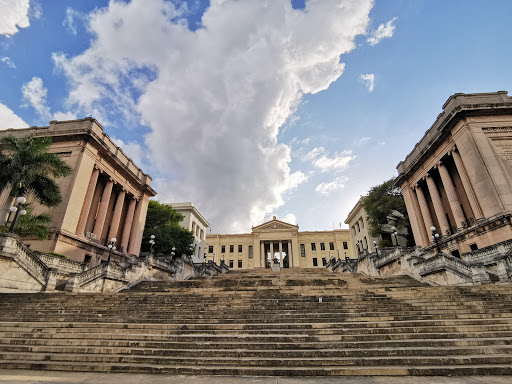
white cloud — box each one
[21,76,51,120]
[312,150,355,172]
[63,8,84,35]
[52,0,373,232]
[52,111,77,121]
[278,213,297,225]
[30,1,42,20]
[0,102,28,128]
[0,56,16,68]
[112,138,144,166]
[0,0,30,36]
[315,176,349,196]
[360,73,375,92]
[367,17,397,46]
[303,146,325,161]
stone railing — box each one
[461,239,512,265]
[13,238,49,286]
[415,253,472,280]
[75,263,108,286]
[38,253,84,274]
[375,247,415,268]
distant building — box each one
[396,91,512,256]
[205,216,352,270]
[169,202,209,263]
[0,118,157,265]
[345,196,407,257]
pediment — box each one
[252,216,299,232]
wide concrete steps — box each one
[0,271,511,376]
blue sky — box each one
[1,0,511,233]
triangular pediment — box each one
[252,216,299,232]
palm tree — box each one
[0,136,73,207]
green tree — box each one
[0,204,51,240]
[363,177,415,247]
[0,136,73,207]
[141,200,195,257]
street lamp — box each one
[170,247,176,260]
[373,240,379,257]
[430,226,441,253]
[391,226,399,247]
[356,240,360,253]
[8,196,27,233]
[107,237,116,263]
[149,235,155,255]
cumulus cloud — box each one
[52,111,77,121]
[360,73,375,92]
[0,102,28,128]
[0,0,30,36]
[312,150,355,172]
[367,17,397,46]
[52,0,373,232]
[0,56,16,68]
[278,213,297,225]
[315,176,349,196]
[21,76,51,120]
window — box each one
[320,243,325,251]
[221,245,225,253]
[200,229,204,240]
[84,255,92,265]
[322,257,326,266]
[248,245,253,258]
[230,245,234,253]
[357,223,360,232]
[469,243,478,251]
[343,242,348,250]
[208,245,213,253]
[451,250,461,258]
[238,260,242,268]
[329,242,334,251]
[311,243,316,251]
[300,244,306,257]
[238,245,243,253]
[361,218,364,228]
[312,258,318,267]
[229,260,234,268]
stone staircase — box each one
[0,269,511,376]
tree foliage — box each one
[0,204,52,240]
[141,200,195,257]
[363,177,415,247]
[0,136,72,207]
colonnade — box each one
[76,166,145,255]
[259,240,292,268]
[410,148,482,246]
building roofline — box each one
[344,196,366,224]
[170,202,210,227]
[395,91,512,186]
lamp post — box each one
[356,240,360,254]
[170,247,176,260]
[8,196,27,233]
[373,240,379,257]
[430,226,441,253]
[149,235,155,255]
[107,237,116,263]
[391,226,399,247]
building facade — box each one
[396,91,512,256]
[169,202,209,263]
[345,196,408,257]
[205,216,352,270]
[0,118,156,265]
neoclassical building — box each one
[0,118,156,265]
[170,202,209,263]
[205,216,352,270]
[396,91,512,256]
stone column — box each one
[279,241,283,268]
[121,197,136,252]
[415,184,435,239]
[425,173,450,235]
[452,149,484,219]
[76,167,100,235]
[288,240,293,268]
[128,199,142,255]
[108,189,126,242]
[260,241,265,268]
[438,162,466,229]
[92,179,114,239]
[270,242,274,264]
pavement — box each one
[0,371,510,384]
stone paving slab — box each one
[0,371,510,384]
